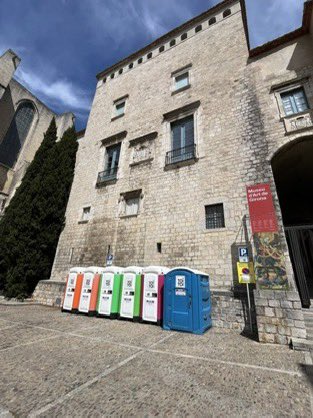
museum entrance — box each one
[272,137,313,308]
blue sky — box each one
[0,0,306,130]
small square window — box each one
[147,52,152,59]
[209,17,216,26]
[175,72,189,91]
[138,57,143,64]
[159,45,165,53]
[181,33,187,41]
[195,25,202,33]
[223,9,231,18]
[170,39,176,47]
[115,101,125,117]
[119,68,123,75]
[110,73,115,79]
[281,87,309,116]
[82,207,91,222]
[129,63,134,69]
[205,204,225,229]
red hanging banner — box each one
[246,183,278,234]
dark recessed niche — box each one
[195,25,202,33]
[147,52,152,59]
[138,57,143,64]
[181,33,187,41]
[129,62,134,69]
[110,73,115,79]
[170,39,176,47]
[103,77,107,83]
[223,9,231,18]
[159,45,165,53]
[119,68,123,74]
[157,242,162,253]
[209,17,216,25]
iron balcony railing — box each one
[97,166,118,185]
[165,144,197,165]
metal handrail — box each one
[97,166,118,184]
[165,144,196,165]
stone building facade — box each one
[36,0,313,345]
[0,49,74,212]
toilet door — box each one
[98,273,114,315]
[143,273,158,322]
[170,271,193,332]
[63,273,77,311]
[79,273,93,312]
[120,273,135,318]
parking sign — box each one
[238,247,249,263]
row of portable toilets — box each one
[62,266,212,334]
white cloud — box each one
[15,68,91,113]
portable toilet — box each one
[97,266,124,318]
[78,266,105,315]
[62,267,85,313]
[163,267,212,334]
[119,266,143,321]
[141,266,169,325]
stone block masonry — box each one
[32,280,66,308]
[39,0,313,345]
[254,290,306,345]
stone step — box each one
[292,338,313,351]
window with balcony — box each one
[97,143,121,185]
[281,87,309,116]
[205,204,225,229]
[166,115,196,165]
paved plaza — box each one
[0,303,312,417]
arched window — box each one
[0,101,35,168]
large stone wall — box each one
[46,1,313,344]
[51,1,251,287]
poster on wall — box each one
[246,183,278,233]
[246,183,288,290]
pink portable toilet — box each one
[141,266,169,325]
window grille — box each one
[205,204,225,229]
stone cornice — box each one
[129,131,158,147]
[163,101,201,121]
[100,130,127,146]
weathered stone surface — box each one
[0,304,311,417]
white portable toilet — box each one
[119,266,143,321]
[78,266,105,314]
[62,267,86,312]
[141,266,169,325]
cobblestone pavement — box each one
[0,304,312,417]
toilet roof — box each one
[167,266,209,276]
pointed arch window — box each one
[0,102,35,168]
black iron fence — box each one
[165,144,196,165]
[97,166,118,185]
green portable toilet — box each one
[97,266,124,319]
[119,266,143,322]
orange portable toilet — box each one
[78,266,105,315]
[62,267,86,313]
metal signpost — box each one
[237,247,255,333]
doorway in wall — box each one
[272,137,313,308]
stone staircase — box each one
[292,303,313,351]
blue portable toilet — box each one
[163,267,212,334]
